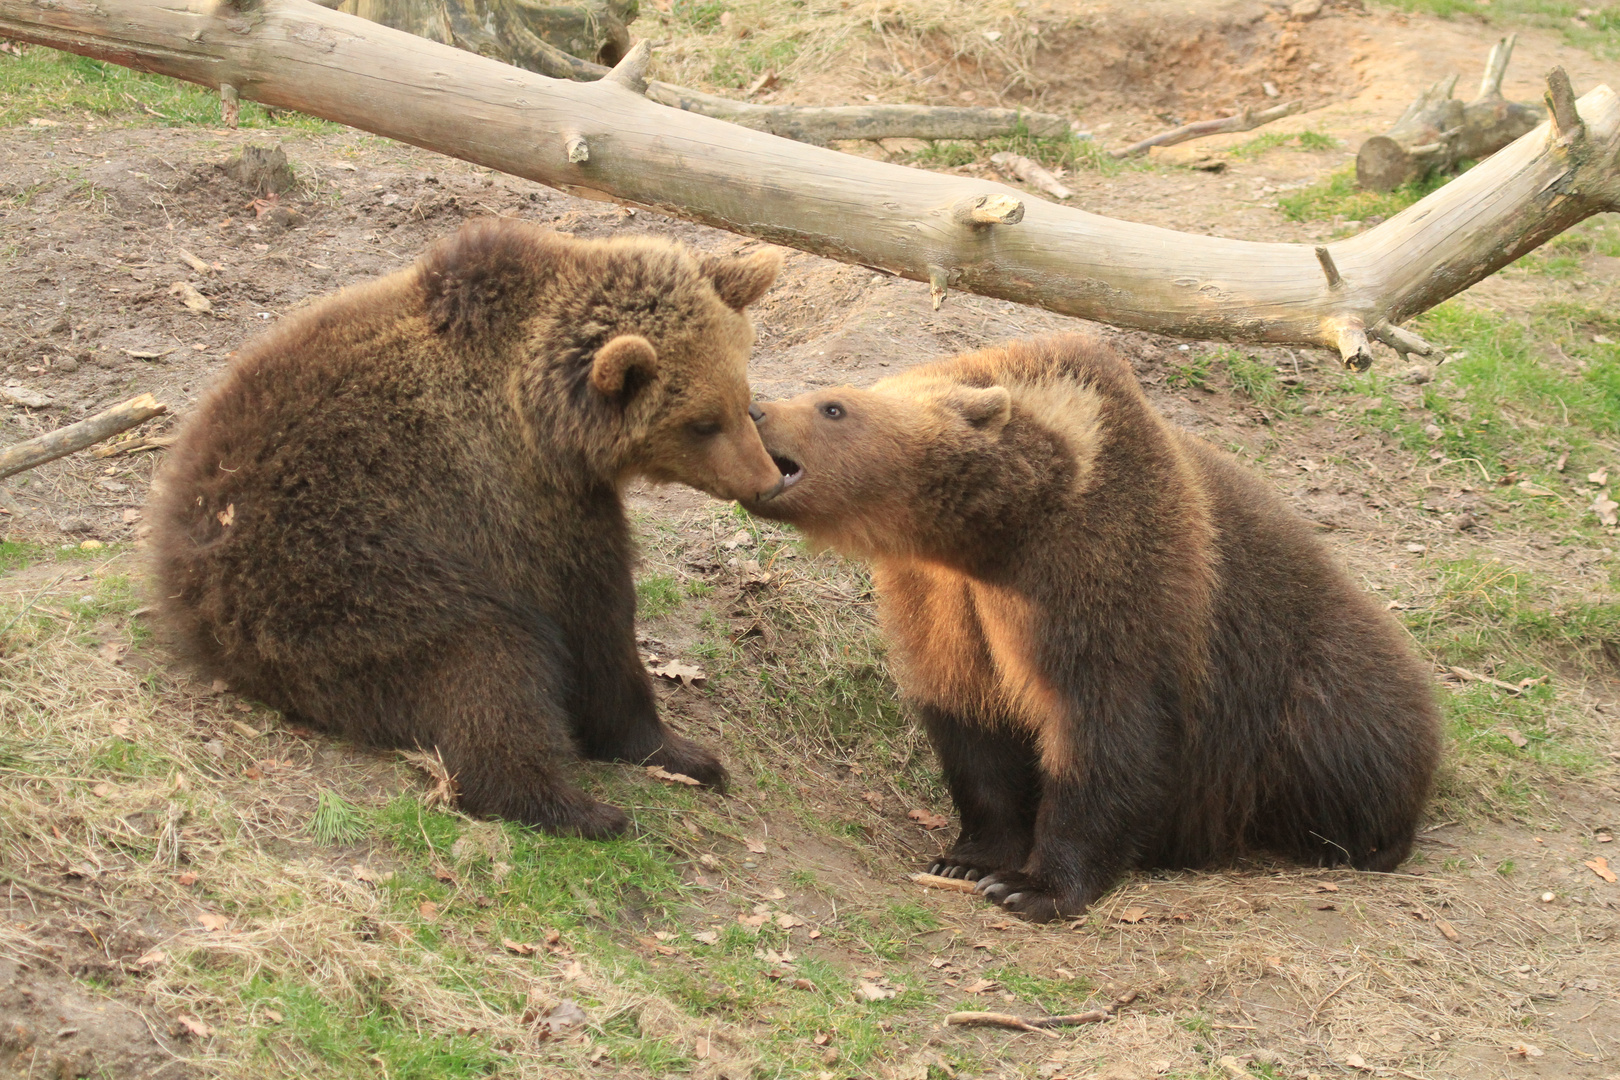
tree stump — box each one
[1356,35,1545,193]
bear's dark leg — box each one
[977,700,1175,922]
[566,589,728,791]
[416,623,630,838]
[919,705,1041,880]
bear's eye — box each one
[688,419,722,438]
[819,403,845,420]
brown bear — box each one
[147,220,784,838]
[744,335,1441,921]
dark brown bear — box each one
[148,221,785,838]
[744,335,1441,921]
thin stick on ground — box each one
[0,393,168,481]
[1109,100,1303,159]
[0,865,119,915]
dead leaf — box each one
[1509,1043,1544,1058]
[1118,906,1150,924]
[745,836,767,854]
[649,659,707,686]
[1590,468,1610,486]
[353,865,378,884]
[559,960,585,981]
[792,977,815,990]
[962,978,998,994]
[1585,856,1617,883]
[168,281,213,313]
[134,948,167,966]
[695,1036,711,1059]
[692,929,720,945]
[95,640,128,664]
[764,888,786,901]
[216,503,235,527]
[196,912,228,932]
[176,1015,211,1039]
[418,900,439,919]
[737,913,768,929]
[776,912,808,929]
[856,980,896,1001]
[1500,727,1530,748]
[1593,489,1619,527]
[1343,1054,1371,1071]
[177,872,198,886]
[908,808,950,830]
[860,790,884,808]
[262,1008,283,1024]
[646,765,701,786]
[91,782,114,798]
[109,720,133,740]
[1436,918,1460,941]
[503,938,538,956]
[1313,882,1340,892]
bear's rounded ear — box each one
[700,249,783,311]
[591,334,660,398]
[945,385,1012,432]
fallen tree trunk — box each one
[1110,100,1303,160]
[0,394,168,482]
[3,0,1617,371]
[1357,35,1546,193]
[643,82,1071,143]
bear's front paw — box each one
[974,871,1067,923]
[925,856,991,882]
[645,736,729,793]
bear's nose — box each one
[748,403,765,423]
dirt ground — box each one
[3,1,1620,1078]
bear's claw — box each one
[973,871,1066,922]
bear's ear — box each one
[591,334,660,398]
[700,249,783,311]
[945,385,1012,432]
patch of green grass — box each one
[1226,129,1338,160]
[237,976,509,1078]
[708,37,801,88]
[636,573,683,618]
[984,965,1094,1012]
[909,122,1124,177]
[671,0,728,30]
[1166,352,1213,391]
[0,46,337,129]
[1377,0,1620,60]
[1278,165,1452,223]
[1209,347,1297,412]
[310,791,369,845]
[0,540,49,572]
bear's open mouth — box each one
[771,454,804,490]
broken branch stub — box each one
[4,0,1617,368]
[1110,100,1302,160]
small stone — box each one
[1540,891,1556,902]
[1289,0,1323,16]
[1403,365,1433,385]
[1424,423,1444,440]
[59,517,93,535]
[1454,512,1477,532]
[1301,404,1321,416]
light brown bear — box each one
[148,220,783,838]
[744,335,1441,921]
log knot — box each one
[950,193,1025,227]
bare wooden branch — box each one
[989,152,1073,199]
[909,871,981,893]
[601,38,649,93]
[1358,42,1546,193]
[220,81,239,128]
[944,1012,1064,1036]
[0,394,168,481]
[3,0,1618,367]
[945,991,1138,1033]
[1371,321,1440,361]
[644,82,1070,143]
[1109,100,1303,160]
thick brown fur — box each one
[745,335,1441,920]
[147,221,784,837]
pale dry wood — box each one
[0,394,168,481]
[909,871,981,893]
[4,0,1619,368]
[1110,99,1302,160]
[1356,36,1545,193]
[989,151,1073,199]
